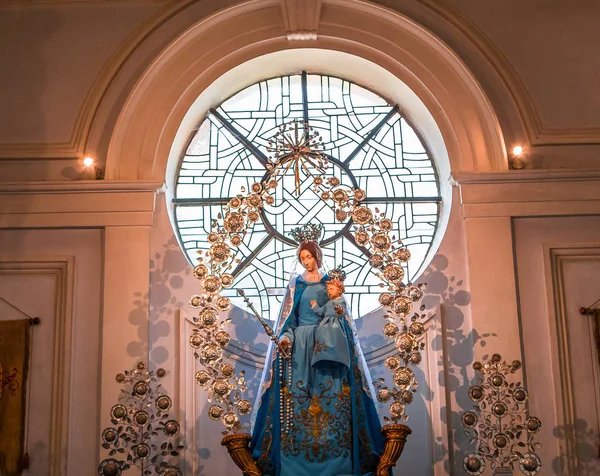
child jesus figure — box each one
[310,279,351,369]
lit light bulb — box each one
[512,146,523,157]
[83,157,94,167]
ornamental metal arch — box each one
[173,72,442,320]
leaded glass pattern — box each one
[174,73,441,320]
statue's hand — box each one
[279,337,292,354]
[310,300,317,307]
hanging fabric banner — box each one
[0,319,30,476]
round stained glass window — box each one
[174,72,442,320]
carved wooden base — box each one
[376,424,412,476]
[221,433,262,476]
[223,425,410,476]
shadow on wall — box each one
[421,254,496,474]
[127,236,189,361]
[552,419,600,475]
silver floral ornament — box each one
[208,242,231,263]
[371,232,392,252]
[220,274,234,288]
[215,330,231,348]
[383,322,400,339]
[133,410,149,425]
[163,420,180,437]
[395,332,415,352]
[236,399,252,416]
[493,433,509,449]
[208,404,224,421]
[133,381,149,397]
[202,275,222,294]
[408,352,422,365]
[396,248,411,262]
[409,322,425,336]
[377,388,392,403]
[378,292,394,306]
[385,355,402,370]
[199,308,219,328]
[195,370,212,386]
[463,454,485,475]
[98,459,122,476]
[211,378,232,398]
[222,411,239,428]
[189,295,203,308]
[352,206,373,225]
[160,466,183,476]
[223,212,245,233]
[400,390,414,405]
[354,230,370,246]
[156,395,172,412]
[369,254,384,269]
[202,344,223,364]
[525,417,542,434]
[189,333,203,349]
[134,443,151,460]
[215,296,232,313]
[468,385,484,402]
[407,285,423,302]
[519,453,541,475]
[391,296,411,316]
[492,402,508,417]
[110,404,127,422]
[250,182,262,193]
[102,428,118,443]
[248,211,260,222]
[353,188,366,201]
[193,264,208,279]
[461,411,477,428]
[230,234,243,246]
[383,263,405,284]
[389,401,404,417]
[220,363,235,378]
[393,367,414,386]
[247,193,262,207]
[513,387,529,403]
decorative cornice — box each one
[279,0,322,40]
[0,180,164,194]
[453,169,600,185]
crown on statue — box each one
[329,267,346,283]
[289,224,323,244]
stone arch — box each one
[104,0,507,182]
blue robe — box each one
[250,274,385,475]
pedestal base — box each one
[376,424,412,476]
[221,434,262,476]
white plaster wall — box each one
[0,228,102,475]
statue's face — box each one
[299,249,318,272]
[326,283,342,299]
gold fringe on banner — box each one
[0,319,30,476]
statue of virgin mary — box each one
[250,224,385,475]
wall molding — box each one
[0,257,74,476]
[0,180,162,227]
[544,246,600,475]
[456,170,600,218]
